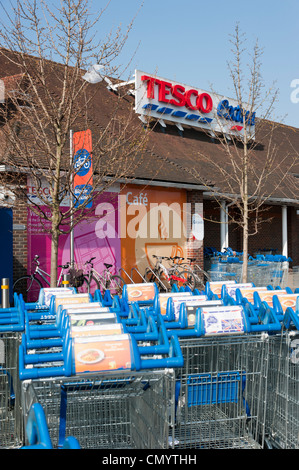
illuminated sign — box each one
[134,70,255,138]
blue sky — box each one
[2,0,299,128]
[97,0,299,129]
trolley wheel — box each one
[13,275,43,303]
[173,270,196,291]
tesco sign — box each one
[134,70,255,138]
[141,74,213,114]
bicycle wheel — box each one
[77,275,100,295]
[143,267,155,283]
[107,275,126,296]
[173,270,196,291]
[13,275,43,303]
[144,268,169,292]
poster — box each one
[120,184,188,283]
[27,179,192,295]
[27,184,121,290]
[202,306,245,335]
[158,291,191,315]
[70,323,123,338]
[125,283,156,303]
[73,334,132,374]
[257,290,288,307]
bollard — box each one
[1,278,10,308]
[62,274,70,288]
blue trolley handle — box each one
[283,307,299,331]
[137,314,171,355]
[22,403,53,449]
[248,302,281,333]
[21,402,80,449]
[135,334,184,370]
[129,314,159,341]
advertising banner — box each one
[73,129,93,208]
[120,184,188,282]
[73,334,132,374]
[27,186,121,295]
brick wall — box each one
[186,189,204,275]
[248,205,282,256]
[287,206,299,266]
[12,187,28,283]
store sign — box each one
[134,70,255,138]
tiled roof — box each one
[0,48,298,204]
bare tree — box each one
[0,0,150,286]
[186,25,299,282]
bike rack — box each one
[118,268,134,284]
[143,267,168,292]
[130,267,147,283]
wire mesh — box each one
[0,331,23,448]
[266,331,299,449]
[21,369,175,449]
[171,333,269,449]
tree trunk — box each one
[242,207,249,283]
[50,203,60,287]
[242,134,249,283]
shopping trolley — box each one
[163,304,279,449]
[265,302,299,448]
[0,299,25,448]
[19,295,183,450]
[21,368,175,449]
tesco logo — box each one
[141,75,213,114]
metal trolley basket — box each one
[0,298,25,448]
[160,302,274,450]
[266,306,299,449]
[18,286,182,449]
[21,369,175,449]
[172,333,269,449]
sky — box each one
[1,0,299,128]
[96,0,299,129]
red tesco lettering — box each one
[141,75,213,114]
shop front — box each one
[26,178,196,286]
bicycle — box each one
[172,256,211,290]
[13,255,73,303]
[143,255,196,292]
[77,257,126,296]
